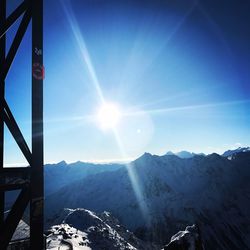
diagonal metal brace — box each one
[0,6,31,82]
[0,1,28,39]
[0,187,30,250]
[3,100,32,166]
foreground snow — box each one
[47,223,91,250]
[46,208,156,250]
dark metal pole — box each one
[0,0,6,230]
[30,0,44,249]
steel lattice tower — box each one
[0,0,44,249]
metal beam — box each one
[0,183,29,192]
[0,0,44,248]
[0,0,6,233]
[0,187,30,249]
[3,100,32,166]
[30,0,44,249]
[0,166,31,174]
[0,0,28,39]
[0,167,30,192]
[1,7,31,82]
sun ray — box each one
[120,1,198,87]
[131,85,216,110]
[60,0,105,104]
[123,99,250,117]
[112,128,151,226]
[44,114,95,124]
[61,0,150,224]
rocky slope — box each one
[46,208,159,250]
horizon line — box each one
[4,145,249,167]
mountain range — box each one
[44,160,122,195]
[44,148,250,249]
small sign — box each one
[32,63,45,80]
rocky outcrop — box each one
[46,208,159,250]
[164,225,204,250]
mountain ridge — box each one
[45,151,250,249]
[46,208,159,250]
[43,146,250,167]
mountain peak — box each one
[137,152,153,160]
[164,150,206,159]
[176,151,195,158]
[222,147,250,157]
[207,153,221,160]
[56,160,67,166]
[165,151,174,156]
[143,152,152,156]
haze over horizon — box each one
[4,145,250,167]
[4,0,250,166]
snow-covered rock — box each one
[46,223,90,250]
[222,147,250,158]
[46,208,158,250]
[163,225,204,250]
[11,220,29,241]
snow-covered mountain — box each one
[45,151,250,249]
[46,208,159,250]
[222,147,250,158]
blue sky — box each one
[4,0,250,166]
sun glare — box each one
[97,103,121,129]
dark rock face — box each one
[164,225,204,250]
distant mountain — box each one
[222,147,250,158]
[45,160,123,195]
[165,151,175,156]
[45,151,250,249]
[5,161,122,210]
[46,208,159,250]
[175,151,196,158]
[165,151,206,158]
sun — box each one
[97,103,121,129]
